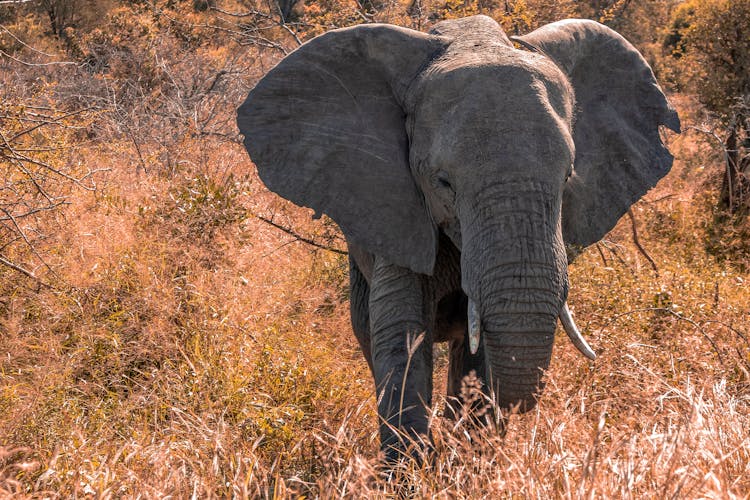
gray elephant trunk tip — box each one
[468,299,481,354]
[559,302,597,360]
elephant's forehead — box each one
[429,14,513,47]
[413,50,574,131]
[424,46,567,94]
[407,49,575,172]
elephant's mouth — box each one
[467,298,596,360]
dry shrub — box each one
[1,3,749,498]
[2,90,749,497]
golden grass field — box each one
[1,90,748,496]
[1,3,749,497]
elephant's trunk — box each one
[460,180,567,412]
[480,269,560,411]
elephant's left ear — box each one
[512,20,680,255]
[238,25,449,275]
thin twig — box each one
[599,240,630,270]
[154,4,294,55]
[600,307,725,364]
[0,207,56,275]
[0,254,53,289]
[255,214,348,255]
[642,194,676,204]
[0,235,22,253]
[1,127,97,191]
[627,208,658,275]
[271,2,303,46]
[0,200,69,221]
[9,106,95,143]
[595,243,608,267]
[0,48,78,67]
[702,320,750,348]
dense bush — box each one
[1,1,748,496]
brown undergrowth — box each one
[0,3,749,497]
[0,91,748,498]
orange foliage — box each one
[0,1,748,497]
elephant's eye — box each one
[437,174,454,191]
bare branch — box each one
[601,307,725,364]
[595,243,609,267]
[0,253,53,289]
[152,3,297,55]
[0,48,77,67]
[8,106,96,143]
[255,214,348,255]
[0,24,60,58]
[1,92,97,290]
[599,239,631,271]
[0,207,55,275]
[0,200,69,221]
[627,208,658,275]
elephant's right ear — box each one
[237,24,449,275]
[513,20,680,257]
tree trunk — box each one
[719,124,741,213]
[718,105,749,216]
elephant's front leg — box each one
[369,257,432,462]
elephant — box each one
[237,15,680,460]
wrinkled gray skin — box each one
[237,15,680,460]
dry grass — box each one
[0,91,748,498]
[0,5,748,496]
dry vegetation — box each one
[0,0,748,497]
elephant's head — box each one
[237,16,679,413]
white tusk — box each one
[468,299,481,355]
[559,302,597,361]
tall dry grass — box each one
[0,3,748,496]
[0,88,747,497]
